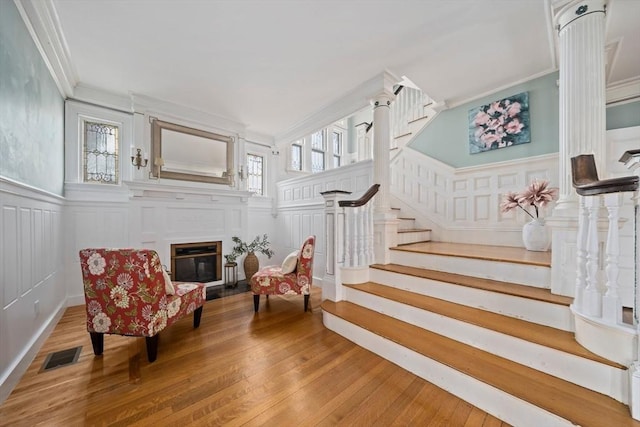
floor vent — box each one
[41,346,82,372]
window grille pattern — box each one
[311,131,325,173]
[333,131,342,168]
[291,143,302,171]
[247,154,264,195]
[311,150,325,173]
[83,121,119,184]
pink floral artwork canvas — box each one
[468,92,530,154]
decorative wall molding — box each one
[14,0,77,97]
[391,148,559,246]
[1,177,65,400]
[606,78,640,106]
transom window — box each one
[83,120,119,184]
[246,153,264,195]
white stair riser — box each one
[390,250,550,288]
[397,231,431,245]
[323,311,574,427]
[397,218,416,231]
[344,287,627,403]
[370,268,574,331]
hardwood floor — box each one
[0,288,509,426]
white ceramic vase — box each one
[522,218,550,251]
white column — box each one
[548,0,607,298]
[372,93,394,214]
[554,0,607,214]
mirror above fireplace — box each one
[151,119,234,185]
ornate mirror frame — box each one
[151,119,234,185]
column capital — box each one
[556,0,606,33]
[370,92,395,109]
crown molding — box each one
[14,0,77,97]
[606,77,640,106]
[131,93,247,135]
[275,70,400,146]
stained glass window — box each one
[291,143,302,171]
[83,121,119,184]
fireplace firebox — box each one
[171,241,222,283]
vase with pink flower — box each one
[500,179,558,251]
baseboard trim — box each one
[0,300,67,405]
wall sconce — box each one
[131,148,148,169]
[238,165,245,181]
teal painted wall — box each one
[408,72,560,168]
[606,101,640,130]
[0,1,64,195]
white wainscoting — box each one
[0,177,66,403]
[276,160,374,286]
[390,149,559,247]
[64,181,257,302]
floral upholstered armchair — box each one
[250,235,315,312]
[79,248,205,362]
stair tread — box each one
[322,300,638,427]
[397,217,415,220]
[346,281,623,369]
[391,241,551,267]
[371,263,571,306]
[397,228,431,233]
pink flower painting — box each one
[469,92,530,154]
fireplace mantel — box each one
[123,180,254,203]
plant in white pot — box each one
[500,179,558,251]
[230,234,274,280]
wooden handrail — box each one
[339,184,380,208]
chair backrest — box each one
[571,154,599,187]
[296,235,315,287]
[79,248,166,336]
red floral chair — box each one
[79,248,205,362]
[250,235,315,312]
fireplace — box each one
[171,241,222,283]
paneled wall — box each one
[391,149,559,247]
[275,160,374,284]
[0,178,65,399]
[64,182,256,302]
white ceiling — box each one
[51,0,640,139]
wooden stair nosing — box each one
[371,263,572,306]
[346,281,623,369]
[397,228,431,234]
[391,243,551,268]
[321,300,638,427]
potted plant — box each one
[230,234,274,280]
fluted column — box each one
[372,93,394,214]
[548,0,608,298]
[554,0,607,214]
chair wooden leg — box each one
[304,294,310,312]
[89,332,104,356]
[253,294,260,312]
[145,335,159,363]
[193,306,203,328]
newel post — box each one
[321,190,351,302]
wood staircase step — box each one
[321,300,639,427]
[371,263,570,306]
[346,281,622,369]
[392,241,551,267]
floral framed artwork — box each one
[468,92,530,154]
